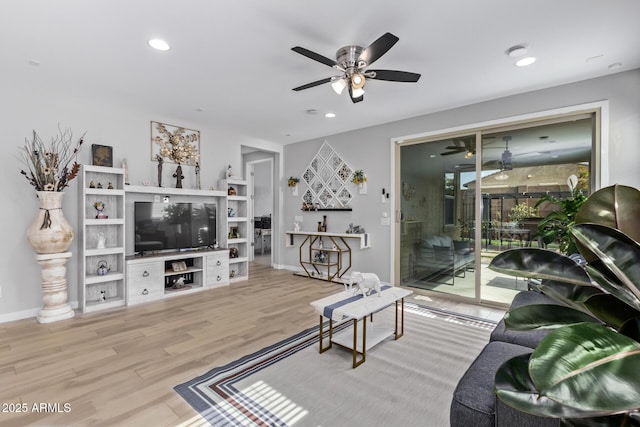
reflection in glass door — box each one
[398,114,594,305]
[399,134,478,300]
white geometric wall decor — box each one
[301,141,354,208]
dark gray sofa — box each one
[413,235,474,284]
[450,290,562,427]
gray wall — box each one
[282,69,640,282]
[1,69,638,321]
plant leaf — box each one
[572,224,640,303]
[530,323,640,413]
[561,413,640,427]
[505,305,600,330]
[489,248,592,286]
[495,353,611,419]
[536,279,603,312]
[583,293,640,330]
[584,261,640,313]
[575,184,640,243]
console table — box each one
[310,285,412,368]
[285,231,371,283]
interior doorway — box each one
[243,151,276,267]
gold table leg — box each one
[352,316,366,368]
[319,315,333,353]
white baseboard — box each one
[0,300,79,324]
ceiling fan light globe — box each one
[352,87,365,98]
[331,78,347,95]
[351,73,366,89]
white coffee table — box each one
[310,285,412,368]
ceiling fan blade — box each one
[291,46,338,68]
[440,150,462,156]
[357,32,399,66]
[445,146,465,150]
[292,77,332,91]
[368,69,421,82]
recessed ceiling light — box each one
[506,45,528,58]
[429,154,437,158]
[148,39,170,51]
[515,57,536,67]
[324,112,336,118]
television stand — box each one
[125,249,229,306]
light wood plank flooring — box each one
[0,263,503,426]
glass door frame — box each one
[392,102,606,305]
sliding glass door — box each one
[397,113,595,304]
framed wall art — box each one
[151,121,200,166]
[91,144,113,167]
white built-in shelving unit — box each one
[220,178,249,282]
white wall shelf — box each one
[220,178,249,282]
[78,165,127,313]
[126,185,227,198]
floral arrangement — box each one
[154,123,199,165]
[352,170,367,185]
[93,201,105,210]
[19,127,84,192]
[287,177,300,187]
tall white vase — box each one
[27,191,74,254]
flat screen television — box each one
[134,202,216,254]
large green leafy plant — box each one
[489,184,640,426]
[534,187,587,255]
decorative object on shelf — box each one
[96,260,111,276]
[230,269,236,278]
[321,215,327,232]
[156,154,163,187]
[27,191,75,254]
[122,158,129,185]
[172,276,186,289]
[107,182,114,189]
[173,164,184,188]
[171,261,188,272]
[346,223,366,234]
[94,201,108,219]
[96,232,106,249]
[317,221,323,232]
[195,162,201,190]
[96,182,103,188]
[228,207,236,217]
[228,186,236,196]
[293,222,300,232]
[89,180,95,188]
[301,141,355,209]
[91,144,113,167]
[226,164,233,178]
[100,290,106,302]
[229,226,240,239]
[229,247,239,258]
[151,121,200,165]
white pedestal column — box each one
[35,252,75,324]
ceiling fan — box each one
[291,32,421,103]
[441,137,475,158]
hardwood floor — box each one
[0,263,503,426]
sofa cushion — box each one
[451,341,532,427]
[490,291,564,349]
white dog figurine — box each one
[349,271,382,297]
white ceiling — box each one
[3,0,639,145]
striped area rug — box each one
[174,303,496,427]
